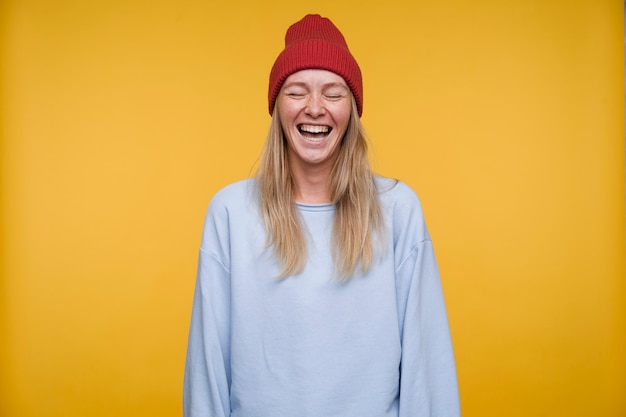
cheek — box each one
[277,97,301,119]
[277,109,296,136]
[335,107,352,132]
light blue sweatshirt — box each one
[184,178,460,417]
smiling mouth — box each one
[298,124,331,138]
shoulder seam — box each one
[199,247,231,274]
[395,239,432,272]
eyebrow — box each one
[282,81,349,89]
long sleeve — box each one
[396,240,460,417]
[183,248,232,417]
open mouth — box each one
[298,124,332,139]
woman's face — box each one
[277,69,352,172]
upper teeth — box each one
[300,125,329,134]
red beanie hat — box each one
[268,14,363,116]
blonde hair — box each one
[256,99,383,279]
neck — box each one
[289,160,334,204]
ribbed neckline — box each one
[296,201,335,212]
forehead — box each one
[282,69,348,88]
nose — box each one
[304,94,325,117]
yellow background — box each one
[1,0,624,416]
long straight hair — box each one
[256,98,383,279]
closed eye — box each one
[323,86,348,100]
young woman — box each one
[184,14,460,417]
